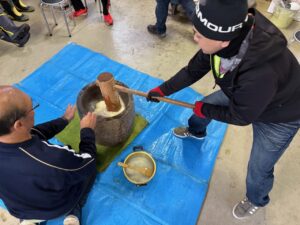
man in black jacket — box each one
[147,0,300,219]
[0,85,97,225]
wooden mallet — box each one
[97,72,122,112]
[97,73,195,110]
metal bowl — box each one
[122,151,156,185]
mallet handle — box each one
[114,84,195,109]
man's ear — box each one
[13,120,24,131]
[221,41,230,48]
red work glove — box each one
[193,101,206,118]
[146,86,165,102]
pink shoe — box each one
[103,14,113,26]
[72,8,87,17]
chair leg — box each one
[50,6,58,26]
[67,0,76,27]
[40,4,52,36]
[84,0,88,9]
[61,7,71,37]
[97,0,103,21]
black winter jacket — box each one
[159,10,300,125]
[0,118,96,220]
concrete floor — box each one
[0,0,299,224]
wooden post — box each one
[97,72,121,112]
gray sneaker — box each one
[232,198,260,219]
[172,127,206,140]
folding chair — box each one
[40,0,75,37]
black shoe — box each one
[9,13,29,22]
[147,25,166,38]
[1,31,30,47]
[16,32,30,47]
[16,5,35,12]
[1,24,30,47]
[173,127,206,140]
[13,0,35,12]
[11,23,30,40]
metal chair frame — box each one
[40,0,75,37]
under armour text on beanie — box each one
[192,0,248,41]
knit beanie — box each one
[192,0,249,41]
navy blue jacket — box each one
[0,118,97,220]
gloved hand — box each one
[146,86,165,102]
[193,101,206,118]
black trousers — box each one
[0,0,18,17]
[67,169,98,221]
[71,0,110,15]
[70,0,85,11]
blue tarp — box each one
[0,43,227,225]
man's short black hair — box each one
[0,107,26,136]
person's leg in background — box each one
[173,90,230,139]
[170,0,179,15]
[233,120,300,219]
[101,0,113,26]
[0,0,28,21]
[179,0,195,21]
[147,0,170,38]
[70,0,87,17]
[0,5,30,47]
[12,0,34,13]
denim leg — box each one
[155,0,170,33]
[246,120,300,207]
[179,0,195,20]
[188,90,229,135]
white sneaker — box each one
[63,215,80,225]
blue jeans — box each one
[246,120,300,206]
[179,0,195,20]
[155,0,195,33]
[188,90,300,207]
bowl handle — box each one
[133,145,144,151]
